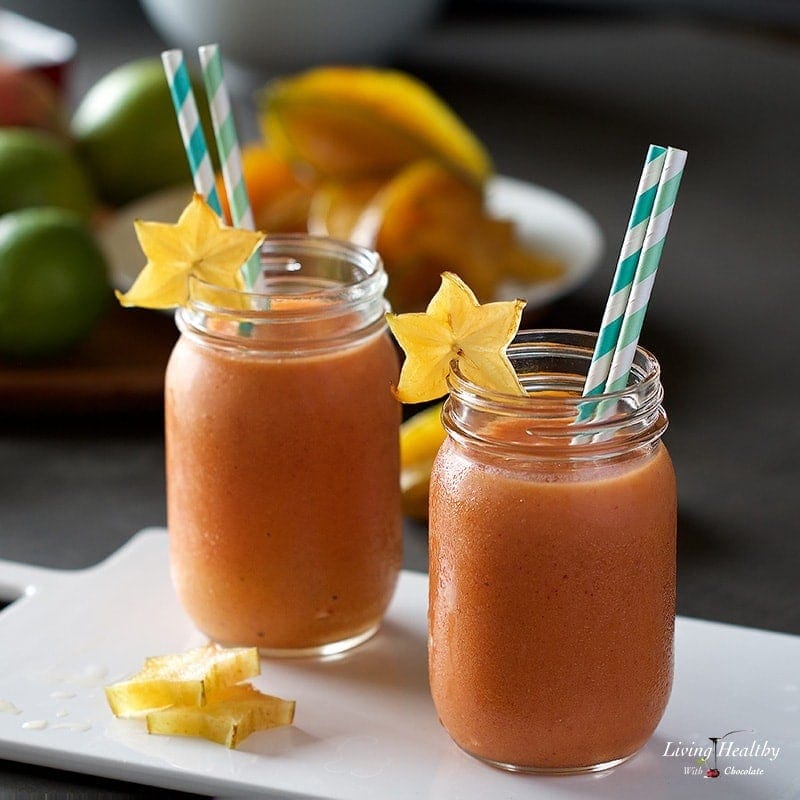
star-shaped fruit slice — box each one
[115,193,265,309]
[386,272,526,403]
[146,683,296,749]
[104,643,261,718]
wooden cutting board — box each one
[0,305,177,414]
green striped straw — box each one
[603,146,687,396]
[576,144,667,422]
[161,50,222,216]
[198,43,261,290]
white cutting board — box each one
[0,529,798,799]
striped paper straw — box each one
[576,144,667,422]
[198,43,261,289]
[602,146,687,397]
[161,50,222,216]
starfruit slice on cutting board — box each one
[258,66,492,184]
[146,682,296,749]
[105,644,260,718]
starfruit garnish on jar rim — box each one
[115,193,265,310]
[386,272,526,403]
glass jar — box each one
[165,236,402,657]
[428,329,676,772]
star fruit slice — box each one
[308,160,563,314]
[115,192,264,310]
[259,66,491,184]
[370,161,563,311]
[306,177,384,240]
[386,272,526,403]
[105,644,260,718]
[400,401,447,520]
[146,682,296,749]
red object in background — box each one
[0,9,76,94]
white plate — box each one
[487,175,603,306]
[98,177,603,309]
[0,530,798,799]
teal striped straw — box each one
[603,146,687,396]
[198,44,261,290]
[161,50,222,216]
[576,144,667,422]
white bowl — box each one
[139,0,444,75]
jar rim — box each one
[448,329,661,412]
[444,329,667,459]
[177,235,389,355]
[186,234,387,322]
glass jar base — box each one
[257,623,380,659]
[459,744,639,775]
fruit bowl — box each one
[98,175,603,311]
[99,177,603,315]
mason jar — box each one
[428,329,676,772]
[166,236,402,657]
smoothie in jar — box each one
[428,330,676,772]
[166,237,402,656]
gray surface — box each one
[1,2,799,797]
[411,19,800,634]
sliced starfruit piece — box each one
[356,161,561,313]
[484,217,563,284]
[115,193,264,310]
[386,272,526,403]
[105,644,260,718]
[400,402,446,519]
[146,683,296,749]
[259,67,491,185]
[216,144,315,233]
[368,161,493,311]
[307,178,383,241]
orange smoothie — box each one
[429,434,675,769]
[427,331,676,771]
[165,238,402,655]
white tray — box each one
[0,529,798,799]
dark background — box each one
[1,1,798,796]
